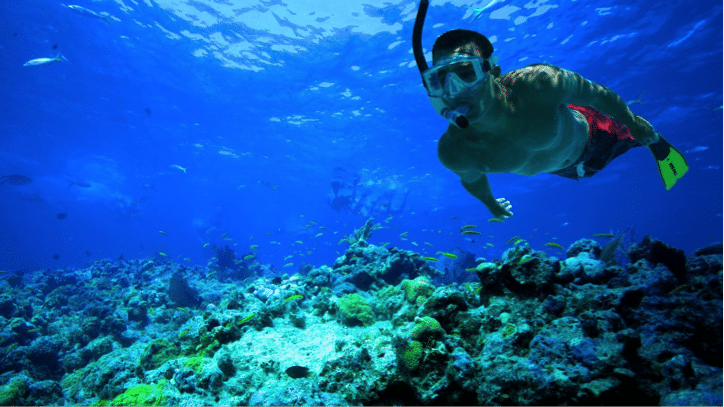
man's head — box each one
[432,29,494,69]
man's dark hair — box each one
[432,29,494,66]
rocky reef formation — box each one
[0,228,720,406]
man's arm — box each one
[460,173,513,219]
[522,65,660,146]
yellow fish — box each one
[461,230,482,235]
[158,231,168,236]
[593,233,615,238]
[545,242,565,250]
[184,258,191,262]
[420,256,438,262]
[284,255,293,261]
[485,243,494,247]
[203,243,209,248]
[506,235,520,245]
[436,251,458,259]
[221,232,229,238]
[159,252,167,257]
[315,233,323,238]
[250,244,259,250]
[460,225,478,229]
[284,263,294,267]
[243,254,255,260]
[487,218,504,223]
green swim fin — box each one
[648,136,688,190]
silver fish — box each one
[23,55,62,67]
[68,180,91,188]
[65,4,111,26]
[1,174,33,185]
[600,228,630,265]
[169,165,187,173]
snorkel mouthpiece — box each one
[413,0,471,129]
[442,105,470,129]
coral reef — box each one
[0,233,719,406]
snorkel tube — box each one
[412,0,470,129]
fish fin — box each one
[649,136,688,190]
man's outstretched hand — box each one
[490,197,513,219]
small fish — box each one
[243,254,255,260]
[56,213,68,220]
[315,233,323,238]
[23,54,62,67]
[294,241,303,245]
[203,243,209,248]
[285,366,309,379]
[592,233,615,238]
[169,164,187,173]
[206,271,216,278]
[159,231,168,236]
[68,180,91,188]
[424,242,433,246]
[223,238,233,241]
[518,255,534,265]
[0,174,33,185]
[467,0,506,22]
[285,294,303,302]
[284,263,294,268]
[685,146,708,153]
[513,239,525,246]
[545,242,565,250]
[485,243,494,247]
[65,4,112,26]
[600,228,630,265]
[400,232,409,237]
[465,267,478,272]
[184,258,191,262]
[461,230,482,235]
[159,252,167,257]
[221,232,229,238]
[506,235,520,245]
[437,251,458,259]
[284,255,293,261]
[487,218,504,223]
[420,256,438,262]
[461,225,478,229]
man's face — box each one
[432,48,490,119]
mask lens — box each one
[440,61,478,84]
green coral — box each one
[110,383,166,406]
[400,340,423,370]
[338,293,375,327]
[401,277,434,306]
[139,339,179,371]
[410,316,445,342]
[501,322,517,339]
[0,377,28,406]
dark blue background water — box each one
[1,0,721,273]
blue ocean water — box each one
[0,0,721,273]
[1,2,723,406]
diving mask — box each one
[422,56,488,98]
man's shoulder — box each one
[500,63,568,88]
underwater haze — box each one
[0,0,723,405]
[1,0,722,271]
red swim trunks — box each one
[549,105,641,180]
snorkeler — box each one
[412,0,688,219]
